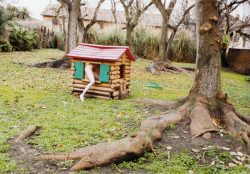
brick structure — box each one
[227,48,250,75]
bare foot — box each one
[80,94,84,101]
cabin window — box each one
[83,63,100,81]
[120,65,125,79]
[74,63,110,82]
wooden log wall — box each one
[70,53,132,100]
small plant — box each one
[0,39,13,52]
[60,160,74,168]
[168,124,176,130]
[205,146,221,156]
[218,152,232,162]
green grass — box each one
[0,49,249,173]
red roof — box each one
[67,43,135,62]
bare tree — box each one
[146,0,194,75]
[120,0,153,47]
[153,0,177,61]
[78,0,105,43]
[42,0,250,171]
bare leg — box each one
[80,64,95,101]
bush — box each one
[0,8,6,36]
[131,25,160,59]
[0,39,13,52]
[169,29,196,63]
[86,25,159,59]
[9,27,37,51]
[86,25,125,46]
[54,33,64,50]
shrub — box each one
[86,25,125,46]
[0,8,6,36]
[169,29,196,63]
[131,25,160,59]
[9,27,37,51]
[85,25,103,44]
[54,33,64,50]
[102,27,126,46]
[86,25,159,59]
[0,39,13,52]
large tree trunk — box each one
[41,0,249,171]
[165,29,177,60]
[125,25,135,47]
[189,0,221,99]
[65,0,81,54]
[158,22,168,60]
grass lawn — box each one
[0,49,249,173]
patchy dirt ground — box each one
[7,105,249,174]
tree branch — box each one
[86,0,105,31]
[141,1,154,14]
[174,4,195,30]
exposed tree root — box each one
[41,97,250,171]
[190,101,218,137]
[222,104,250,148]
[134,96,187,110]
[146,60,191,76]
[15,125,37,143]
[12,55,71,69]
[42,104,188,170]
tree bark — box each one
[65,0,81,54]
[153,0,177,61]
[189,0,221,99]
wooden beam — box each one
[71,84,114,92]
[72,79,114,88]
[110,66,120,71]
[71,87,111,96]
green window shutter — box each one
[74,62,84,79]
[99,64,110,82]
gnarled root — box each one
[12,55,70,69]
[222,104,250,148]
[42,104,188,171]
[189,100,218,137]
[146,60,191,76]
[134,96,187,110]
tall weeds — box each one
[131,25,160,59]
[85,25,196,62]
[86,25,159,59]
[169,29,196,63]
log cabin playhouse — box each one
[67,43,135,100]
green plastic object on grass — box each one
[146,83,162,89]
[246,76,250,81]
